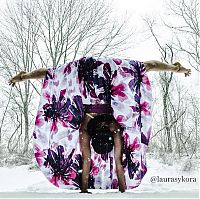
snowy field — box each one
[0,158,199,199]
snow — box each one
[0,157,198,199]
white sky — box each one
[109,0,166,60]
[0,0,165,60]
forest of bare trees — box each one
[145,0,199,170]
[0,0,132,162]
[0,0,199,170]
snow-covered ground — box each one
[0,158,199,199]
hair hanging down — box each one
[87,114,124,154]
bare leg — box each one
[80,113,126,193]
[79,115,92,193]
[113,130,126,193]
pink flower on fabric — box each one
[130,101,151,116]
[123,133,140,179]
[142,75,151,90]
[50,121,58,134]
[119,67,134,78]
[42,91,51,102]
[35,111,44,127]
[49,176,59,187]
[68,169,77,179]
[101,164,106,170]
[130,137,141,151]
[116,115,124,125]
[42,89,84,134]
[90,159,99,176]
[44,146,81,187]
[42,79,48,89]
[64,63,72,74]
[113,58,122,65]
[123,133,140,151]
[34,144,45,167]
[141,127,152,145]
[111,83,128,101]
[53,81,59,86]
[140,101,151,116]
[111,179,118,189]
[67,133,73,141]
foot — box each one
[119,188,125,193]
[80,190,92,194]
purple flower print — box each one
[130,101,151,116]
[90,159,99,176]
[35,111,44,127]
[141,127,151,145]
[43,90,84,133]
[78,57,112,103]
[111,83,128,102]
[34,144,45,167]
[128,77,141,95]
[135,161,147,180]
[122,133,140,179]
[44,145,81,188]
[128,60,143,94]
[111,179,118,189]
[142,75,151,90]
[113,58,122,65]
[119,67,135,78]
[64,62,72,74]
[42,68,55,89]
[116,115,124,123]
[130,97,151,129]
[103,63,111,80]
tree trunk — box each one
[23,109,29,155]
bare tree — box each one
[29,0,132,67]
[144,18,175,153]
[0,0,133,156]
[0,1,40,154]
[164,0,200,72]
[144,17,200,162]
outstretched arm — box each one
[8,68,48,87]
[144,60,191,77]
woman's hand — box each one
[184,68,192,77]
[173,62,191,77]
[8,71,26,87]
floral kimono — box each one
[33,57,152,190]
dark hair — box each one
[87,114,121,154]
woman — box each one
[8,60,191,87]
[8,57,191,193]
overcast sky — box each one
[0,0,165,60]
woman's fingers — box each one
[184,69,191,77]
[8,71,24,86]
[8,79,16,87]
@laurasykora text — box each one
[150,176,197,183]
